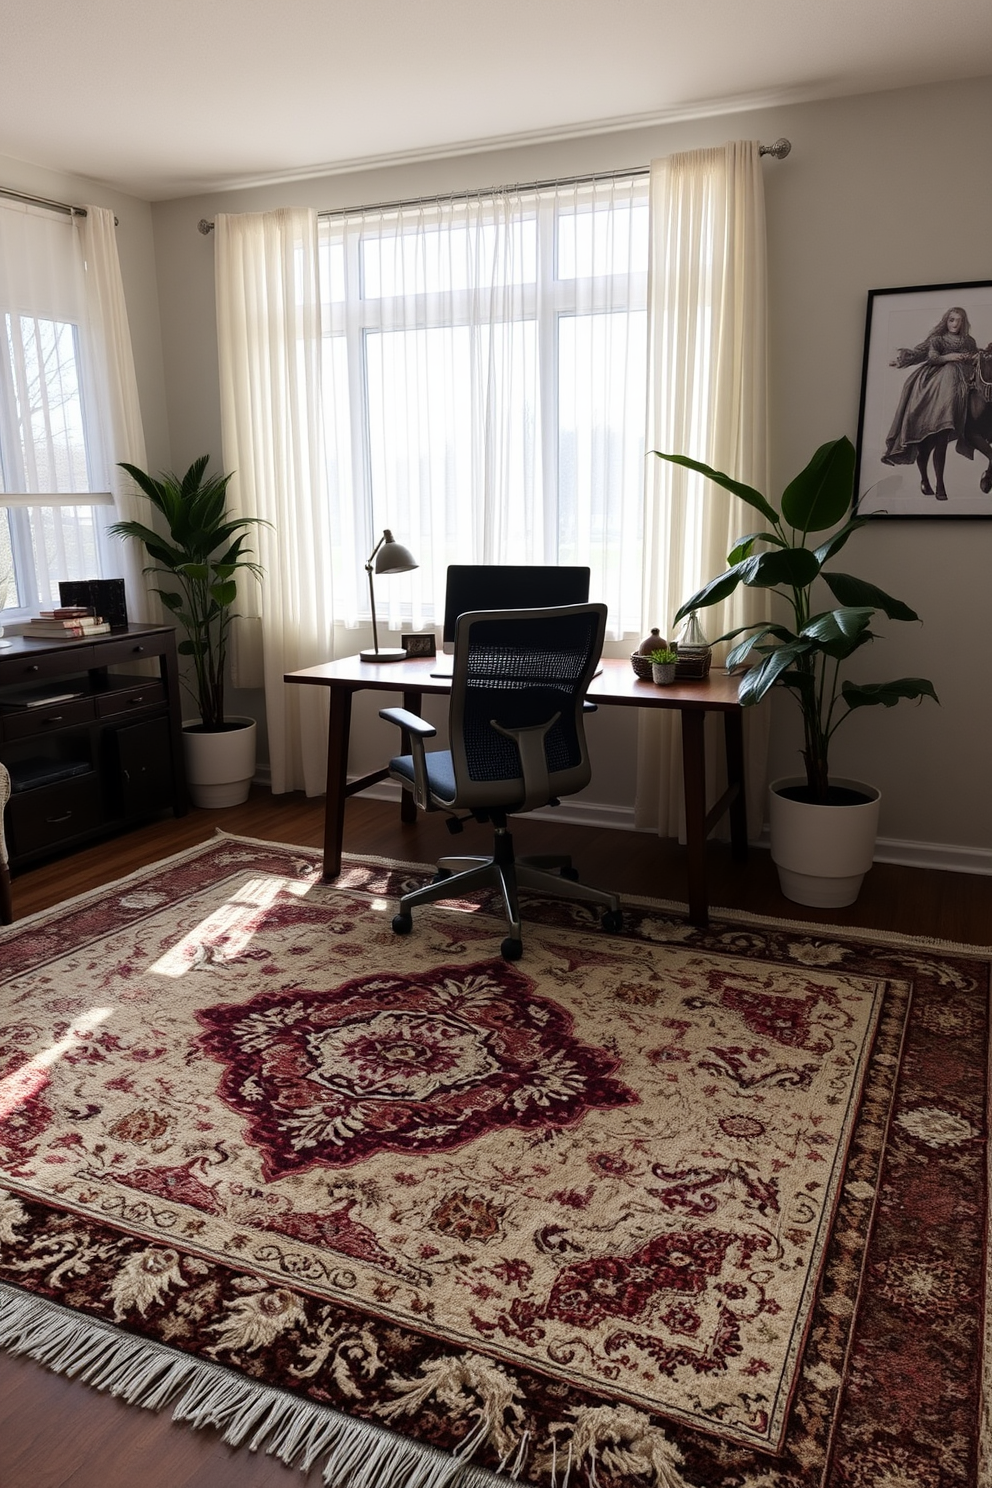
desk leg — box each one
[725,711,748,861]
[400,690,423,824]
[322,687,353,881]
[681,710,709,928]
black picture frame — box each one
[854,280,992,518]
[59,578,129,629]
[401,632,436,657]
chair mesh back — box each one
[448,605,606,806]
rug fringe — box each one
[0,1282,515,1488]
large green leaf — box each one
[813,515,870,565]
[801,607,874,642]
[673,563,750,622]
[841,678,939,709]
[726,625,798,669]
[780,437,856,533]
[821,572,919,621]
[738,546,821,589]
[652,451,779,525]
[737,640,813,705]
[727,530,787,564]
[210,579,238,607]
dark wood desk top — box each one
[285,653,744,711]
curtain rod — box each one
[196,138,791,234]
[0,185,88,218]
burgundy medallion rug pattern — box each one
[0,835,988,1488]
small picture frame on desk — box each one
[401,633,437,657]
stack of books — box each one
[21,607,111,639]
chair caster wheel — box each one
[432,869,452,884]
[500,937,523,961]
[392,912,413,935]
[560,866,580,881]
[601,909,623,934]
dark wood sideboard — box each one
[0,624,188,872]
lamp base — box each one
[360,647,408,663]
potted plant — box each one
[649,646,679,684]
[111,457,267,808]
[653,435,938,906]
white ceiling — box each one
[1,0,991,201]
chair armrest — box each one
[379,707,436,811]
[379,707,436,738]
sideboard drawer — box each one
[7,772,102,856]
[91,635,167,668]
[0,645,96,686]
[95,681,166,717]
[3,697,95,740]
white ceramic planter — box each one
[652,662,677,685]
[182,717,257,809]
[768,775,881,908]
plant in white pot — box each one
[653,435,938,907]
[111,456,267,808]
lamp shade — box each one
[374,530,418,576]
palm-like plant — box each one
[654,435,938,802]
[111,457,266,730]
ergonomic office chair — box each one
[379,603,622,960]
[0,761,12,924]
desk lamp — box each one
[360,530,418,662]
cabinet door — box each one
[111,717,175,817]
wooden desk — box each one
[285,654,747,927]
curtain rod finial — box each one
[198,218,215,235]
[760,138,791,160]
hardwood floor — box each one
[1,791,989,1488]
[8,786,992,944]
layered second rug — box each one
[0,835,987,1488]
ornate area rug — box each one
[0,835,988,1488]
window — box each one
[318,176,649,638]
[0,206,114,615]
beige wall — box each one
[145,75,992,866]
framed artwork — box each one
[401,632,436,657]
[854,280,992,518]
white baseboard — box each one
[872,835,992,877]
[354,778,991,877]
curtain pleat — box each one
[636,141,770,841]
[78,205,151,622]
[215,208,333,795]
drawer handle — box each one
[132,645,145,654]
[43,715,64,724]
[128,696,145,705]
[45,811,73,824]
[28,664,40,673]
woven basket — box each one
[629,652,654,680]
[674,651,712,680]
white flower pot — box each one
[182,717,257,809]
[651,662,677,685]
[769,775,881,908]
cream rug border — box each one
[2,830,989,1487]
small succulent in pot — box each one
[649,647,678,667]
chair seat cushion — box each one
[389,751,457,802]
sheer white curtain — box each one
[0,201,145,614]
[214,207,333,795]
[636,141,770,839]
[320,179,648,640]
[78,204,150,620]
